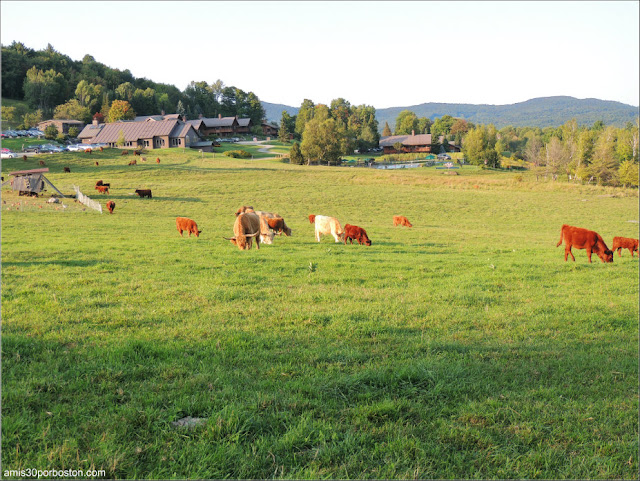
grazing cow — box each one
[235,205,255,216]
[134,150,141,156]
[95,161,99,166]
[224,212,261,250]
[63,167,71,173]
[254,210,292,237]
[99,147,104,152]
[95,180,110,188]
[86,148,92,154]
[106,200,115,214]
[344,224,372,246]
[156,157,160,163]
[393,215,413,227]
[39,160,46,166]
[128,159,137,166]
[121,150,129,156]
[135,189,152,198]
[310,214,344,243]
[612,236,639,257]
[22,155,28,161]
[258,215,276,244]
[556,224,613,263]
[176,217,202,237]
[95,185,109,194]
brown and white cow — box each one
[106,200,115,214]
[556,224,614,263]
[235,205,255,216]
[344,224,372,246]
[393,215,413,227]
[224,212,261,250]
[612,236,639,257]
[254,210,292,237]
[310,214,344,243]
[176,217,202,237]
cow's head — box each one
[224,232,258,250]
[363,235,372,246]
[600,249,614,263]
[260,231,275,244]
[308,214,316,224]
[283,225,292,236]
[196,229,203,237]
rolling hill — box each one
[262,96,639,130]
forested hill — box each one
[263,97,639,130]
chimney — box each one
[411,130,415,136]
[218,114,222,119]
[199,113,203,119]
[161,109,165,116]
[92,119,98,127]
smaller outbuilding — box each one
[1,168,66,197]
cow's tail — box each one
[556,224,567,247]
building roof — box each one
[78,119,199,143]
[185,119,203,129]
[202,116,239,128]
[237,118,252,127]
[9,168,50,176]
[379,134,432,147]
[134,113,183,122]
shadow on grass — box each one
[2,259,105,267]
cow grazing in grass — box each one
[254,210,292,237]
[63,167,71,173]
[135,189,152,198]
[22,155,28,161]
[39,160,45,166]
[393,215,413,227]
[235,205,254,216]
[612,236,638,257]
[344,224,372,246]
[95,185,109,194]
[95,161,99,166]
[310,214,344,243]
[121,150,129,156]
[106,200,115,214]
[556,224,613,263]
[86,148,92,154]
[128,159,137,166]
[156,157,160,163]
[224,212,261,250]
[176,217,202,237]
[95,180,110,188]
[99,146,104,152]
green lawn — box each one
[1,148,638,479]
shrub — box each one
[68,126,79,138]
[44,124,59,140]
[224,150,251,159]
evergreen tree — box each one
[176,100,186,118]
[382,122,392,137]
[289,142,304,165]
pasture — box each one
[1,148,638,479]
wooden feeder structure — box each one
[1,168,66,197]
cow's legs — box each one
[565,247,575,262]
[178,229,183,237]
[586,247,593,263]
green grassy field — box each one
[1,148,638,479]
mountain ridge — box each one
[262,96,639,130]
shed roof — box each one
[9,168,50,176]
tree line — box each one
[1,42,265,130]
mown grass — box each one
[1,148,638,479]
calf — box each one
[556,224,613,263]
[121,150,129,156]
[156,157,160,163]
[135,189,152,198]
[393,215,413,227]
[266,217,292,236]
[612,236,639,257]
[344,224,372,246]
[310,214,344,243]
[95,185,109,194]
[176,217,202,237]
[39,160,46,166]
[128,159,137,166]
[106,200,115,214]
[63,167,71,173]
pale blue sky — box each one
[1,1,638,108]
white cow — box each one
[309,214,344,243]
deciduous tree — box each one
[107,100,135,123]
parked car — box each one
[437,154,451,160]
[67,144,86,152]
[22,144,41,153]
[1,150,18,159]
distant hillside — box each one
[262,96,639,130]
[262,102,299,124]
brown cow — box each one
[308,214,316,224]
[266,217,292,236]
[128,159,137,166]
[224,212,261,250]
[393,215,413,227]
[135,189,152,198]
[612,236,639,257]
[121,150,129,156]
[156,157,160,163]
[106,200,115,214]
[63,167,71,173]
[176,217,202,237]
[134,150,141,156]
[86,148,92,154]
[344,224,372,246]
[95,161,99,166]
[556,224,613,263]
[235,205,254,216]
[99,146,104,152]
[22,155,28,161]
[39,160,46,166]
[95,180,111,188]
[95,185,109,194]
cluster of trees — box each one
[1,42,265,129]
[282,98,380,164]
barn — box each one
[1,168,66,197]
